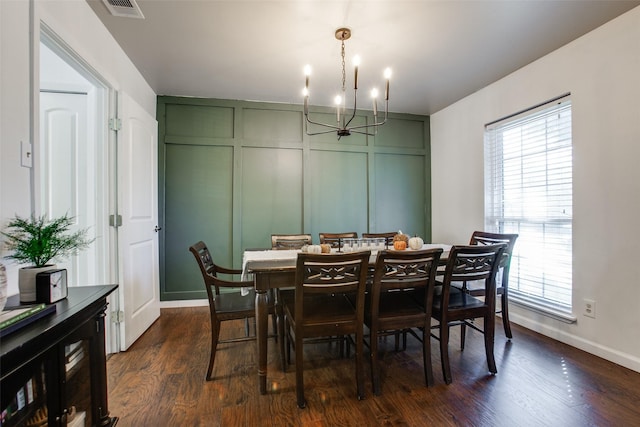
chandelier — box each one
[302,28,391,139]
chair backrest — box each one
[189,241,253,300]
[440,244,506,313]
[271,234,313,250]
[469,231,518,288]
[362,232,396,248]
[294,251,370,324]
[370,248,443,317]
[318,232,358,248]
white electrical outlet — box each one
[583,299,596,318]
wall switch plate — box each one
[583,299,596,318]
[21,141,33,168]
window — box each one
[484,95,573,318]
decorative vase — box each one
[0,263,7,311]
[19,265,56,303]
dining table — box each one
[242,243,451,394]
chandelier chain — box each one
[340,39,346,93]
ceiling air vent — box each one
[101,0,145,19]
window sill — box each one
[509,294,577,324]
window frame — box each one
[484,94,575,322]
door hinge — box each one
[109,118,122,131]
[109,214,123,227]
[111,311,124,324]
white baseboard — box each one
[159,299,208,308]
[508,312,640,373]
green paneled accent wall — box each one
[243,109,303,143]
[165,103,234,139]
[163,144,234,299]
[241,147,304,249]
[158,96,430,301]
[374,153,426,235]
[374,116,426,149]
[309,150,368,236]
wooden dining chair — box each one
[366,248,443,394]
[430,244,506,384]
[281,251,370,408]
[362,232,396,248]
[456,231,518,345]
[271,234,313,250]
[189,241,276,381]
[318,232,358,249]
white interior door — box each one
[40,91,96,286]
[117,91,160,350]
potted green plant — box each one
[1,214,93,302]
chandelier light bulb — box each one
[302,87,309,97]
[334,95,342,105]
[304,65,311,91]
[384,68,392,79]
[371,88,379,117]
[353,55,361,67]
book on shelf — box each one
[65,349,85,373]
[0,302,56,338]
[65,340,83,356]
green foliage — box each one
[1,214,93,267]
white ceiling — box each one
[86,0,639,116]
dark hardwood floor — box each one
[107,307,640,426]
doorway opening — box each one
[38,24,119,352]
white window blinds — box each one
[484,95,572,313]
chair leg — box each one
[278,305,286,371]
[370,328,381,395]
[271,290,279,343]
[485,315,497,374]
[440,322,452,385]
[295,332,306,408]
[355,330,365,401]
[422,325,434,387]
[501,292,513,339]
[272,314,278,342]
[460,322,467,351]
[206,320,221,381]
[347,334,353,357]
[285,318,292,367]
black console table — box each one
[1,285,118,426]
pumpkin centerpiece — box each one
[408,235,424,250]
[393,231,409,250]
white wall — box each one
[431,6,640,372]
[0,0,156,295]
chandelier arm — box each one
[344,102,389,131]
[350,129,376,136]
[306,128,343,136]
[343,87,359,129]
[348,117,387,130]
[304,114,342,131]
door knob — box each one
[154,225,162,232]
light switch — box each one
[21,141,33,168]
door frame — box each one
[37,23,121,353]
